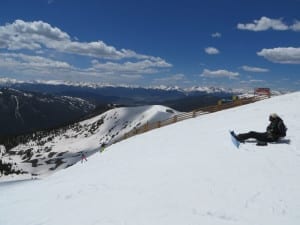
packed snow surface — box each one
[0,92,300,225]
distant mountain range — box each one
[0,78,286,136]
[0,78,244,105]
[0,77,245,94]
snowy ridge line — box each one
[123,95,267,140]
[0,105,179,181]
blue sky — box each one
[0,0,300,90]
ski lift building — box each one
[254,88,271,98]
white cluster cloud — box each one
[0,53,81,81]
[257,47,300,64]
[0,20,164,61]
[290,20,300,31]
[0,53,72,70]
[0,20,172,81]
[0,52,172,82]
[201,69,239,78]
[0,20,70,50]
[204,47,220,55]
[153,74,187,86]
[237,17,300,66]
[237,17,300,32]
[249,79,265,83]
[241,65,269,73]
[211,32,222,38]
[91,59,172,75]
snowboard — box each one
[229,130,240,148]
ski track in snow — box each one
[12,95,24,123]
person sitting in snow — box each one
[231,113,287,145]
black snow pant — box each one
[237,131,277,143]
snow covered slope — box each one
[0,92,300,225]
[0,105,178,181]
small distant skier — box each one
[80,152,87,163]
[231,113,287,145]
[100,143,106,153]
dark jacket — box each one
[266,117,284,140]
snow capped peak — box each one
[185,86,239,93]
[0,78,25,85]
[0,77,252,94]
[147,85,183,91]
